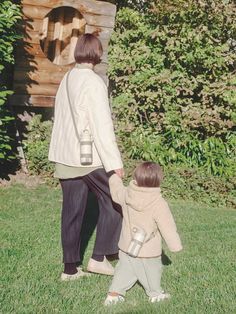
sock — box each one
[64,263,77,275]
[91,254,104,262]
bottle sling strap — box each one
[65,70,91,141]
[126,207,156,244]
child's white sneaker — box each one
[104,295,125,306]
[149,291,170,303]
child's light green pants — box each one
[109,250,163,298]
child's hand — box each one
[114,168,124,178]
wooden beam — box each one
[40,16,49,40]
[9,94,55,107]
[20,29,110,54]
[22,5,51,19]
[22,25,111,46]
[83,13,115,28]
[68,14,84,62]
[13,83,59,96]
[15,55,73,71]
[22,18,42,32]
[22,5,115,27]
[21,0,116,17]
[13,62,108,85]
[24,18,113,41]
[53,9,64,65]
[13,69,65,85]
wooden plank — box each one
[13,62,107,84]
[14,61,108,85]
[23,30,41,44]
[69,15,81,61]
[62,0,117,17]
[13,83,59,96]
[40,16,49,40]
[22,18,42,32]
[23,18,112,41]
[15,43,46,58]
[23,28,74,46]
[21,0,116,17]
[23,18,75,37]
[15,42,108,65]
[13,69,65,85]
[22,5,51,19]
[23,13,87,35]
[15,55,73,71]
[9,94,55,107]
[24,21,74,41]
[22,5,115,28]
[21,29,110,53]
[53,10,64,64]
[83,13,115,28]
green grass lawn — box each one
[0,184,236,314]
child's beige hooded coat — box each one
[109,174,182,258]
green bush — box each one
[23,115,235,207]
[124,159,236,208]
[161,166,236,208]
[0,1,21,161]
[23,115,54,178]
[109,0,236,177]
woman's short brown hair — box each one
[133,162,164,188]
[74,33,103,65]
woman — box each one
[49,33,124,280]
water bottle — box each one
[127,227,146,257]
[80,130,93,165]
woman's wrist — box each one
[106,170,115,178]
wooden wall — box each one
[10,0,116,107]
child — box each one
[104,162,183,306]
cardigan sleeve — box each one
[109,174,126,206]
[86,76,123,172]
[154,199,183,252]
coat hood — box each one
[125,180,162,212]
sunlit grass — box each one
[0,184,235,313]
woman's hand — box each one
[114,168,124,178]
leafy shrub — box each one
[23,115,54,178]
[0,1,21,161]
[23,115,235,207]
[162,166,236,208]
[124,159,236,208]
[109,0,236,177]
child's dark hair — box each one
[133,162,163,187]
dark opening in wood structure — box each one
[10,0,116,107]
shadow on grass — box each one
[162,250,172,266]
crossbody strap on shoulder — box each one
[66,70,81,142]
[66,70,91,141]
[126,208,156,244]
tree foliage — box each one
[109,0,236,176]
[0,1,21,161]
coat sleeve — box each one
[86,77,123,172]
[154,199,183,252]
[109,174,126,206]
